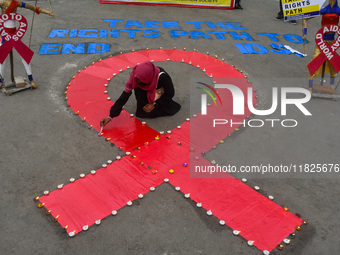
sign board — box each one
[100,0,235,9]
[282,0,326,21]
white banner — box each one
[282,0,327,21]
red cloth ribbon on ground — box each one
[307,25,340,75]
[0,13,34,64]
[39,49,302,252]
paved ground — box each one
[1,0,339,254]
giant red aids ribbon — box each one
[38,49,302,253]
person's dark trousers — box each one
[277,0,283,19]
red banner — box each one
[0,13,34,64]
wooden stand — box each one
[1,77,33,96]
[309,81,340,100]
[309,63,340,100]
[0,50,34,96]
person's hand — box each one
[155,93,162,101]
[143,103,155,113]
[100,117,112,127]
[155,88,164,101]
[157,88,164,95]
